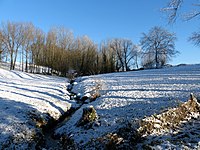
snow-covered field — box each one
[56,64,200,149]
[0,67,72,149]
[1,64,200,149]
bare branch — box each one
[188,31,200,46]
[163,0,200,22]
[162,0,183,23]
[183,6,200,21]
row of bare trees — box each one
[1,1,200,76]
[0,22,38,71]
[0,21,178,76]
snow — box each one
[1,64,200,149]
[55,64,200,148]
[139,116,200,149]
[0,67,73,149]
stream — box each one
[40,108,77,149]
[37,79,85,150]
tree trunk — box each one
[13,50,18,70]
[10,52,13,70]
[135,56,139,69]
[25,52,28,72]
[22,49,24,72]
[155,49,159,68]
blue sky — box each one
[0,0,199,65]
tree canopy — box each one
[140,26,178,68]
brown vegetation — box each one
[0,21,177,76]
[138,94,200,136]
[85,94,200,149]
[76,106,98,127]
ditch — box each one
[36,79,97,149]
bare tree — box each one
[162,0,183,23]
[55,27,74,74]
[99,40,116,73]
[110,39,123,71]
[70,37,82,73]
[78,36,98,75]
[163,0,200,51]
[141,52,155,69]
[0,21,25,70]
[121,39,134,71]
[45,28,59,74]
[163,0,200,23]
[31,28,45,70]
[21,23,35,72]
[110,38,134,71]
[132,45,142,69]
[0,31,3,62]
[140,26,178,68]
[56,27,73,50]
[189,31,200,46]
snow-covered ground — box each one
[56,64,200,148]
[1,64,200,149]
[0,67,72,149]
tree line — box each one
[0,21,178,76]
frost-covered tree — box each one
[189,31,200,47]
[163,0,200,23]
[140,26,178,68]
[132,45,142,69]
[141,52,155,69]
[163,0,200,52]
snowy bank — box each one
[55,64,200,148]
[0,68,73,149]
[137,94,200,149]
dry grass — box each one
[80,94,200,149]
[138,94,200,136]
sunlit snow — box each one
[56,64,200,147]
[1,64,200,148]
[0,67,72,148]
